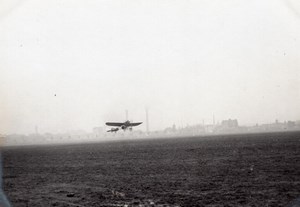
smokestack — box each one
[125,110,128,120]
[146,108,149,133]
[213,114,215,125]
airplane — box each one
[106,120,142,132]
[107,127,119,133]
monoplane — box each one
[106,120,142,132]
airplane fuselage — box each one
[106,120,142,132]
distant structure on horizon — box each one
[125,110,128,120]
[2,117,300,147]
[146,108,149,134]
[221,119,239,128]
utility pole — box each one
[125,110,128,120]
[146,107,149,133]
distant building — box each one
[164,124,177,134]
[221,119,239,128]
[172,124,176,131]
[174,124,206,135]
[205,124,216,133]
[287,121,296,128]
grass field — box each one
[2,131,300,206]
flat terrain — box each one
[2,132,300,206]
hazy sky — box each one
[1,0,300,134]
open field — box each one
[2,131,300,206]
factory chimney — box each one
[146,108,149,133]
[125,110,128,120]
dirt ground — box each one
[2,131,300,206]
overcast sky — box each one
[1,0,300,134]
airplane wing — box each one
[105,122,124,127]
[129,122,143,126]
[107,128,119,132]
